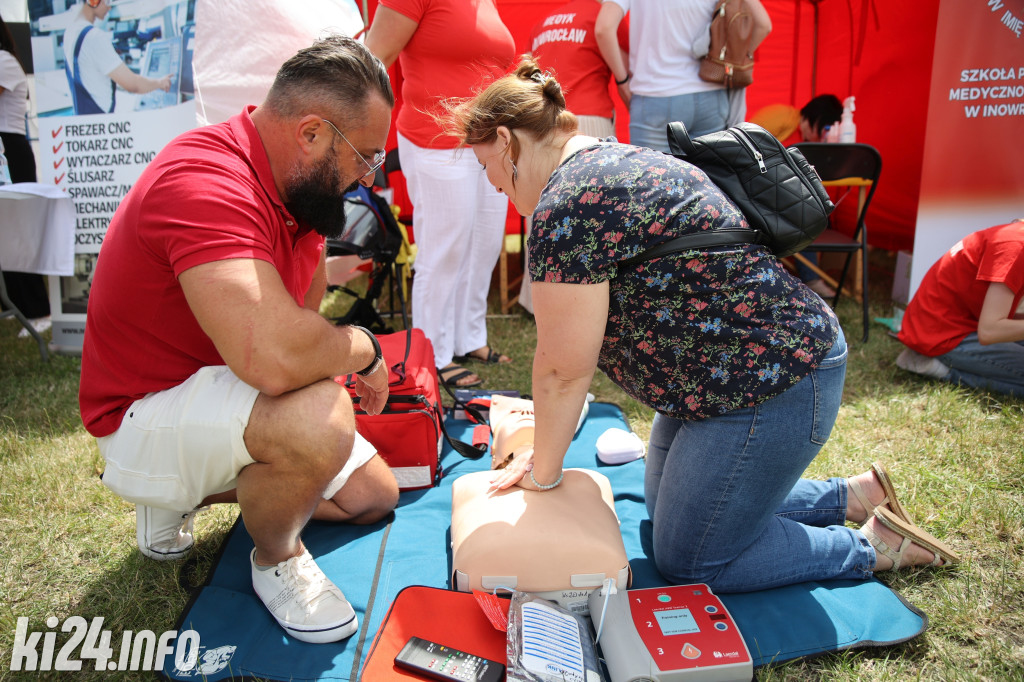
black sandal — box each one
[456,347,511,365]
[439,363,483,388]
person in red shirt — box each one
[516,1,629,313]
[80,36,399,643]
[529,0,629,139]
[897,220,1024,397]
[365,0,516,389]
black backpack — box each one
[330,184,403,262]
[622,122,834,267]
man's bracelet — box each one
[615,72,632,85]
[529,468,564,490]
[351,326,383,376]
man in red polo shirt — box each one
[79,36,399,643]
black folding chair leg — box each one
[859,238,870,343]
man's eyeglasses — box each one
[321,119,386,178]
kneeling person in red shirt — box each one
[897,220,1024,397]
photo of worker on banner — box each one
[29,0,195,117]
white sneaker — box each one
[250,547,358,643]
[136,505,203,561]
[896,348,951,380]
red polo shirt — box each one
[80,106,325,436]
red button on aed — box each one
[682,643,701,659]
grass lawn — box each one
[1,251,1022,681]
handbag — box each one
[622,121,834,265]
[697,0,765,89]
[337,328,483,490]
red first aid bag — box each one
[337,328,483,490]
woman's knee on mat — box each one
[653,547,730,590]
[652,520,713,583]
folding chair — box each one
[382,149,411,227]
[791,142,882,342]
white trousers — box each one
[398,132,508,367]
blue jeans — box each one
[644,329,875,592]
[938,333,1024,397]
[629,91,729,153]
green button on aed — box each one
[657,594,671,602]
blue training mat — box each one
[162,403,926,680]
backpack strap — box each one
[619,226,760,269]
[666,121,696,158]
[628,119,767,266]
[439,414,487,460]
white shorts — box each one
[97,366,376,511]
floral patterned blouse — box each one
[529,142,839,420]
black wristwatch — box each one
[351,326,383,376]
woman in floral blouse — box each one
[449,58,959,591]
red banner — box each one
[910,0,1024,296]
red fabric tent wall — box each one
[371,0,936,251]
[747,0,939,251]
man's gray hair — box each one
[265,34,394,125]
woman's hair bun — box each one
[516,60,566,109]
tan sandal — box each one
[848,461,913,525]
[863,507,960,570]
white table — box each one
[0,183,77,360]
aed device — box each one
[589,584,752,682]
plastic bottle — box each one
[0,137,12,186]
[839,96,857,143]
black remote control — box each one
[394,636,504,682]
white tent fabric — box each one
[0,0,28,21]
[193,0,364,125]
